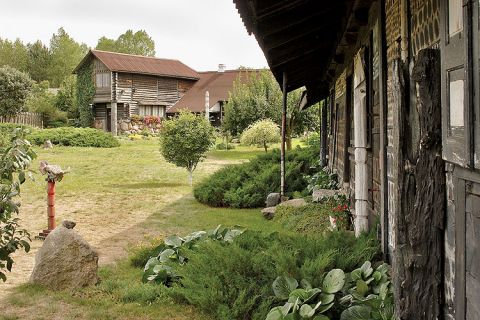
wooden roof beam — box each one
[255,0,309,21]
[257,7,335,38]
[263,19,334,51]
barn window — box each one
[95,72,111,88]
[139,105,165,117]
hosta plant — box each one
[143,225,245,285]
[266,268,346,320]
[339,261,394,320]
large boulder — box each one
[30,221,99,291]
[266,193,281,207]
[278,198,307,208]
[261,207,276,220]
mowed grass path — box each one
[1,138,289,320]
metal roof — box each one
[167,70,259,113]
[74,50,200,80]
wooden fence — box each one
[0,112,43,128]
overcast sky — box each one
[0,0,268,71]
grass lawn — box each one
[1,138,294,320]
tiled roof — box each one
[167,70,259,113]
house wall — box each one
[327,5,382,231]
[114,72,195,116]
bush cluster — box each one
[28,127,120,148]
[165,230,380,320]
[194,146,319,208]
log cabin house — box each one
[73,50,199,134]
[74,51,257,132]
[234,0,479,319]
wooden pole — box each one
[281,72,287,198]
[320,99,328,167]
[47,181,56,231]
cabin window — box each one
[139,105,165,117]
[95,72,111,88]
[448,0,463,37]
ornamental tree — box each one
[0,128,36,281]
[160,111,215,186]
[0,66,33,118]
[240,118,281,152]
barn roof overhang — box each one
[234,0,375,106]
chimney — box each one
[218,64,226,72]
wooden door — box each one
[106,108,111,132]
[455,172,480,319]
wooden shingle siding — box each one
[113,73,196,115]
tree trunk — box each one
[188,169,193,186]
[393,49,445,320]
[263,141,268,153]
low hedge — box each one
[28,127,120,148]
[193,147,318,208]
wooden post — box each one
[47,181,56,231]
[320,99,328,167]
[281,72,287,198]
[111,102,118,136]
[393,49,445,320]
[39,180,56,238]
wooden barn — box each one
[73,50,199,134]
[234,0,479,319]
[167,67,259,126]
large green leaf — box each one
[322,269,345,294]
[356,279,369,297]
[266,307,285,320]
[158,248,176,262]
[273,276,299,299]
[313,316,330,320]
[299,304,315,318]
[164,235,183,248]
[319,293,334,305]
[340,305,372,320]
[360,261,373,278]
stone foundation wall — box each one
[117,119,162,135]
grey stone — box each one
[119,122,129,132]
[261,207,276,220]
[43,140,53,149]
[312,189,346,202]
[30,225,99,291]
[132,125,139,131]
[266,193,281,207]
[278,198,307,208]
[62,220,76,229]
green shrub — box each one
[166,230,380,320]
[215,142,235,150]
[28,127,120,148]
[194,146,319,208]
